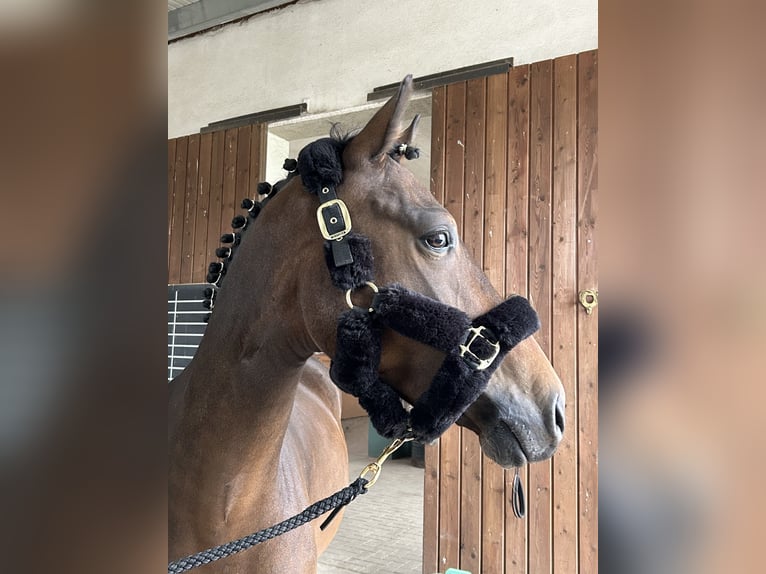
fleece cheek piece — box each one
[330,309,411,438]
[323,233,375,291]
[329,285,540,442]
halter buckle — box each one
[459,325,500,371]
[317,199,352,241]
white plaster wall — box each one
[265,131,290,184]
[169,0,597,137]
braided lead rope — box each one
[168,477,369,573]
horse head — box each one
[260,76,564,468]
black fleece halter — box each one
[297,138,540,444]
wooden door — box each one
[423,50,598,574]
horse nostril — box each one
[554,395,566,435]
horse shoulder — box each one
[282,357,349,554]
[284,358,346,487]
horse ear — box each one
[344,75,414,166]
[400,114,420,146]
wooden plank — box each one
[462,77,486,261]
[504,64,531,574]
[527,59,554,574]
[236,125,252,202]
[482,71,508,574]
[168,137,188,284]
[206,130,226,267]
[192,133,213,283]
[180,134,200,284]
[438,360,462,571]
[221,128,239,240]
[505,66,531,299]
[249,124,262,197]
[551,54,579,574]
[423,442,440,574]
[577,49,598,574]
[443,82,466,225]
[484,73,508,294]
[422,87,446,574]
[430,86,447,204]
[439,80,466,572]
[459,76,486,574]
[250,123,267,191]
[258,123,268,181]
[168,139,177,269]
[460,431,482,572]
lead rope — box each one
[167,438,411,573]
[167,479,367,573]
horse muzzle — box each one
[460,381,565,468]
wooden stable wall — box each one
[423,51,598,574]
[167,124,267,284]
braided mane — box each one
[201,158,300,320]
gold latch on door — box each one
[578,289,598,315]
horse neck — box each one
[184,182,325,468]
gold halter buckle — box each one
[459,325,501,371]
[317,198,352,241]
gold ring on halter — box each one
[345,281,379,313]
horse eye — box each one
[422,230,451,253]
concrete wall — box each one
[168,0,597,137]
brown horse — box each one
[168,76,565,573]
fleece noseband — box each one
[297,138,540,443]
[332,285,539,443]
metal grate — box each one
[168,283,208,381]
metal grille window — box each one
[168,284,208,381]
